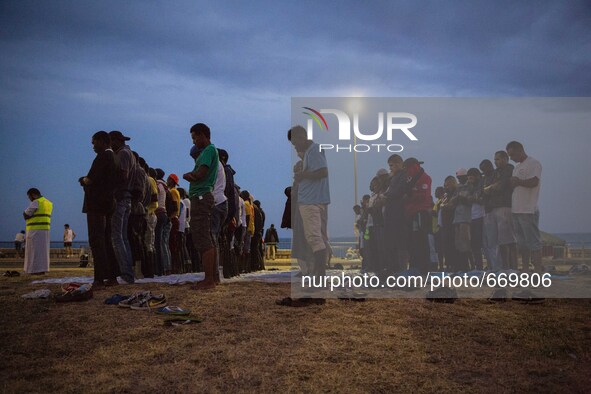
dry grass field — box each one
[1,267,590,393]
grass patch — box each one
[0,268,589,392]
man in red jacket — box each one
[403,157,433,275]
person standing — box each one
[109,130,136,284]
[177,187,192,273]
[439,176,459,272]
[145,168,159,276]
[252,199,265,271]
[383,154,407,274]
[506,141,543,273]
[450,168,474,272]
[402,157,432,275]
[23,188,53,275]
[218,149,237,278]
[183,123,219,290]
[288,125,330,279]
[208,151,228,280]
[480,159,500,271]
[63,224,76,258]
[14,230,25,258]
[154,168,172,276]
[79,130,118,288]
[167,173,182,273]
[467,168,485,270]
[483,152,518,270]
[264,224,279,260]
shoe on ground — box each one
[118,291,151,308]
[130,294,167,310]
[512,289,545,304]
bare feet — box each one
[191,280,216,290]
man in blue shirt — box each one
[288,125,330,278]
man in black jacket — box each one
[79,131,118,289]
[264,224,279,260]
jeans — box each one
[211,201,229,247]
[145,213,157,253]
[155,211,172,274]
[211,200,228,276]
[111,197,134,283]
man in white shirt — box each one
[506,141,542,273]
[63,224,76,258]
[14,231,25,258]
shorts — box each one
[298,204,329,253]
[512,211,542,251]
[454,222,471,253]
[64,242,72,247]
[190,193,215,252]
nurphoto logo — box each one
[302,106,419,153]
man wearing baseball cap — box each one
[403,157,432,275]
[109,130,136,284]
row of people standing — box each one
[434,141,543,273]
[79,126,268,290]
[356,155,433,277]
[357,140,542,276]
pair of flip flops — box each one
[155,306,191,316]
[511,290,545,304]
[156,306,198,326]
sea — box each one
[553,233,591,249]
[1,233,590,259]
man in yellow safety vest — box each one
[23,188,53,274]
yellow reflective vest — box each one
[26,197,53,231]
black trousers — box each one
[87,212,118,282]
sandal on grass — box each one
[163,318,202,326]
[156,306,191,316]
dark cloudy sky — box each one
[1,0,590,242]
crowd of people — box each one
[354,141,543,278]
[21,124,542,293]
[21,124,271,288]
